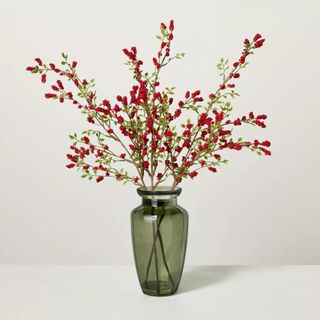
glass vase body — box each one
[131,187,188,296]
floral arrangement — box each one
[26,20,270,190]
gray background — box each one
[0,0,319,264]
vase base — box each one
[141,280,177,296]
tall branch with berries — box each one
[26,21,270,190]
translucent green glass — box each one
[131,187,188,296]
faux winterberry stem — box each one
[170,44,256,190]
[143,208,175,290]
[144,214,164,283]
[73,71,148,189]
[80,161,143,186]
[158,208,175,287]
[149,36,171,190]
[152,217,160,294]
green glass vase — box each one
[131,187,188,296]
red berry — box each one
[169,20,174,31]
[174,109,182,118]
[143,161,149,169]
[157,173,163,180]
[192,90,201,98]
[26,66,35,72]
[34,58,42,66]
[239,55,246,64]
[254,39,265,48]
[45,93,57,99]
[133,177,139,183]
[117,116,124,123]
[253,33,262,42]
[188,171,198,178]
[165,130,173,138]
[82,136,90,144]
[96,176,104,183]
[261,140,271,147]
[57,80,64,90]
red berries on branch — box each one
[26,21,270,189]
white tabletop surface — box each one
[0,265,319,320]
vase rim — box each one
[137,186,182,197]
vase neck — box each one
[137,187,181,208]
[142,196,178,207]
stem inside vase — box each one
[143,207,175,293]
